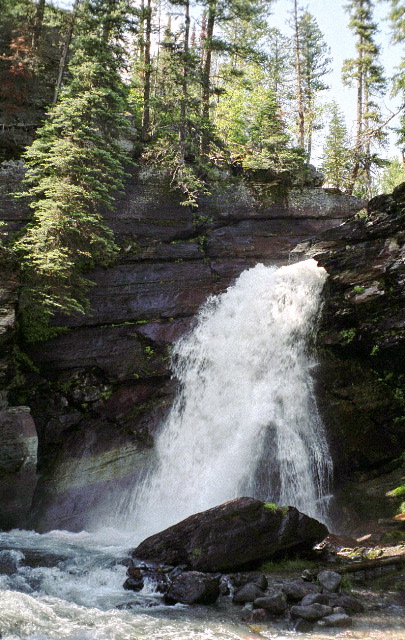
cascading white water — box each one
[124,259,333,540]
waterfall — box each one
[124,259,333,540]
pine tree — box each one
[342,0,387,195]
[290,3,331,159]
[297,11,331,161]
[14,0,131,341]
[321,101,352,191]
[387,0,405,158]
[197,0,269,158]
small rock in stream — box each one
[332,594,365,613]
[317,570,342,592]
[165,571,220,605]
[300,593,331,606]
[283,580,321,601]
[233,583,265,603]
[318,612,353,627]
[241,608,267,622]
[294,618,314,632]
[290,603,333,621]
[253,592,288,614]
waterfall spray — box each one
[124,259,333,540]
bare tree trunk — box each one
[32,0,45,50]
[293,0,305,149]
[178,0,190,164]
[347,2,364,195]
[53,0,81,105]
[200,0,216,159]
[141,0,152,142]
[364,81,372,197]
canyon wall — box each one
[1,165,403,532]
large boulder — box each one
[131,497,328,573]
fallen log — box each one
[334,555,404,574]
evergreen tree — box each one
[387,0,405,157]
[297,10,331,161]
[321,101,352,191]
[378,156,405,192]
[197,0,269,158]
[14,0,131,341]
[290,3,331,159]
[342,0,387,196]
[292,0,305,149]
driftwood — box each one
[335,555,404,574]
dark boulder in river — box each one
[131,497,328,572]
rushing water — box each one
[122,259,333,539]
[0,528,404,640]
[7,259,402,640]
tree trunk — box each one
[200,0,216,159]
[334,555,404,574]
[141,0,152,143]
[32,0,45,50]
[178,0,190,164]
[293,0,305,149]
[347,1,364,195]
[53,0,81,105]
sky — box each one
[53,0,403,164]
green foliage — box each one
[321,101,352,190]
[340,574,353,591]
[339,328,356,344]
[13,0,131,340]
[296,10,332,159]
[387,0,405,148]
[144,345,155,358]
[262,502,278,512]
[378,157,405,193]
[342,0,388,196]
[387,484,405,498]
[260,557,317,573]
[19,305,68,343]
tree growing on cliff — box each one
[342,0,387,196]
[14,0,131,341]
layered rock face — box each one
[294,184,405,529]
[1,165,385,532]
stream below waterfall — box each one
[1,261,403,639]
[0,528,404,640]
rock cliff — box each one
[294,183,405,531]
[2,165,403,533]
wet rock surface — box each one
[0,406,38,529]
[295,186,405,529]
[131,498,328,572]
[165,571,220,605]
[121,543,405,634]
